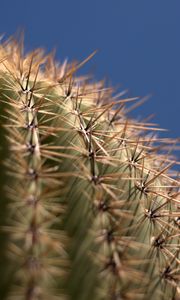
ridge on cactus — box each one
[0,36,179,300]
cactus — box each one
[0,37,179,300]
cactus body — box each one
[0,38,179,300]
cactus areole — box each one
[0,38,179,300]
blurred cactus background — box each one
[0,1,179,300]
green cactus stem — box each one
[0,37,179,300]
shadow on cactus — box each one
[0,36,179,300]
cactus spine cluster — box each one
[0,38,179,300]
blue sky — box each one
[0,0,179,140]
